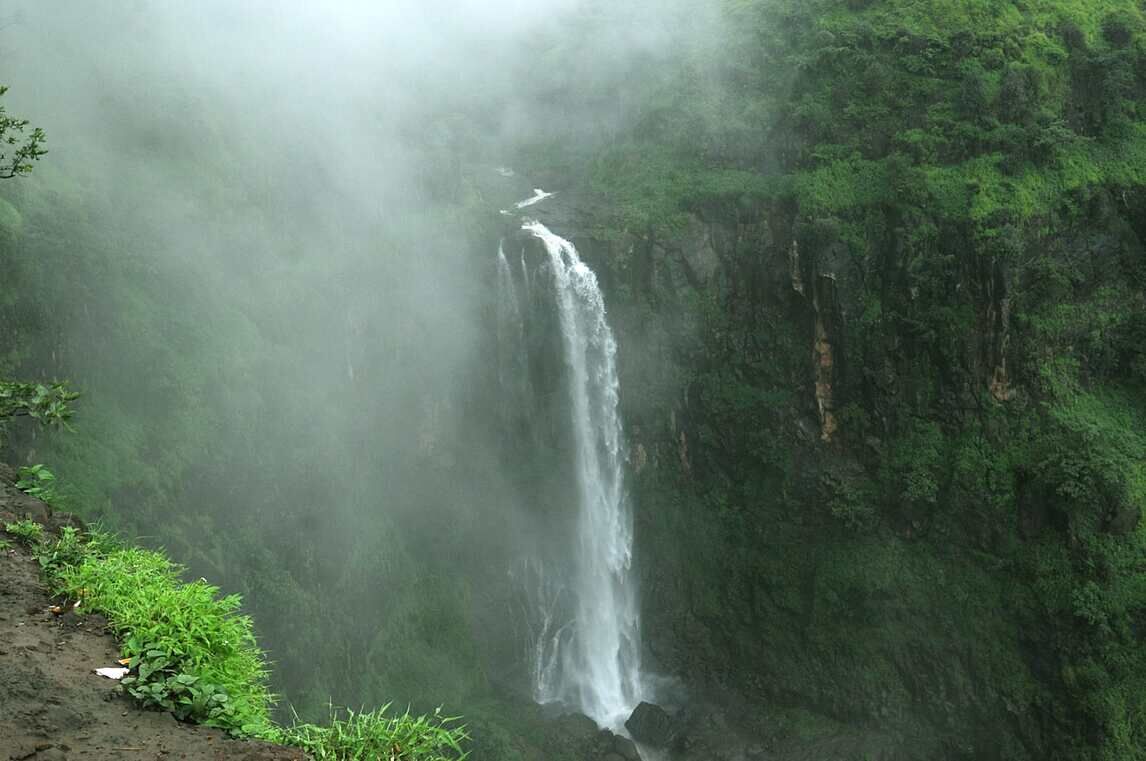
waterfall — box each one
[498,217,644,730]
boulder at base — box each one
[625,701,679,748]
[594,729,641,761]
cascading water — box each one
[497,204,645,730]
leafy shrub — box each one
[36,525,91,575]
[0,381,78,433]
[4,519,44,546]
[16,464,59,505]
[43,531,273,734]
[0,85,47,178]
[824,468,879,530]
[35,524,471,755]
[882,420,945,513]
[122,647,240,726]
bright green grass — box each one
[4,519,45,545]
[269,704,469,761]
[44,529,274,733]
[29,525,469,758]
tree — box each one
[0,381,78,430]
[0,86,73,442]
[0,85,47,179]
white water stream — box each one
[498,200,645,729]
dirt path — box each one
[0,491,307,760]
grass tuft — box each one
[268,704,469,761]
[4,519,45,546]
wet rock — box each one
[677,217,720,288]
[541,711,608,760]
[35,748,68,761]
[1,490,51,524]
[625,701,679,748]
[550,710,599,739]
[48,511,86,535]
[616,738,641,761]
[593,729,641,761]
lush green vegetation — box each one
[0,76,501,741]
[4,517,44,545]
[268,705,469,761]
[3,516,469,759]
[497,0,1146,758]
[47,529,274,732]
[0,91,72,434]
[2,0,1146,758]
[0,88,74,442]
[15,463,62,504]
[0,84,473,759]
[0,382,78,435]
[0,84,46,179]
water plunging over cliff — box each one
[498,216,645,729]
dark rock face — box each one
[593,729,641,761]
[0,477,85,535]
[0,486,51,524]
[554,175,1146,759]
[625,701,678,748]
[531,711,644,761]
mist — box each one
[0,0,725,753]
[5,1,1146,759]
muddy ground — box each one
[0,477,307,761]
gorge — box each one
[2,1,1146,760]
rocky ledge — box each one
[0,467,305,761]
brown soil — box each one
[0,477,307,761]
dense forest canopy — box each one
[2,1,1146,759]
